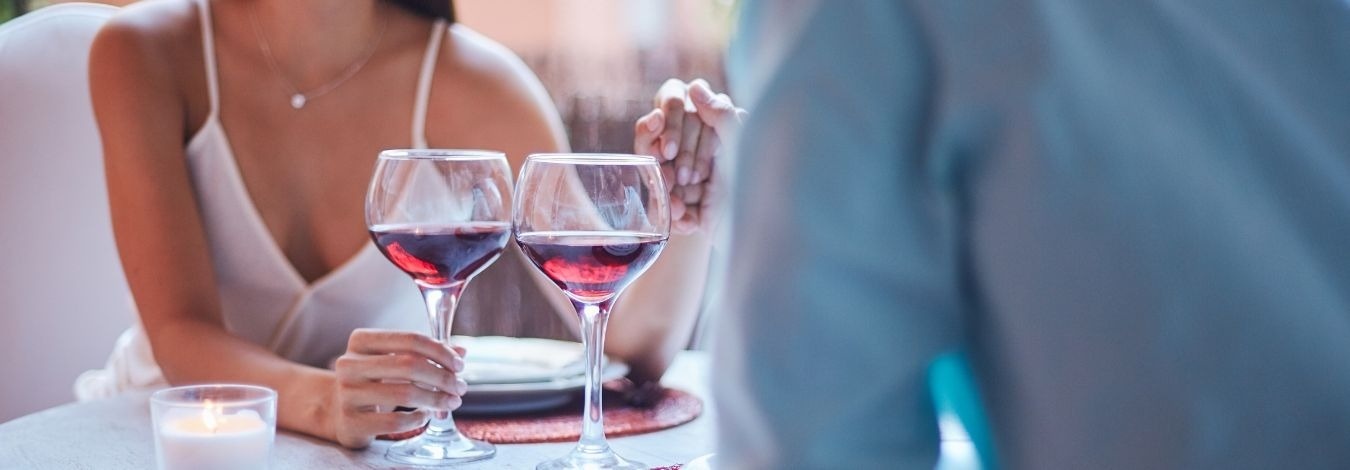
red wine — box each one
[516,231,667,302]
[369,222,510,286]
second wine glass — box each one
[365,149,512,466]
[513,153,671,470]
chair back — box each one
[0,3,131,422]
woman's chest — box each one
[216,98,416,282]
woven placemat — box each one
[455,384,703,444]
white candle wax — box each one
[155,406,273,470]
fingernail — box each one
[692,170,703,182]
[456,379,469,395]
[690,83,713,103]
[678,167,691,185]
[451,356,465,372]
[645,116,660,132]
[664,142,678,160]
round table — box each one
[0,352,713,469]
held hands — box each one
[635,79,746,235]
[331,329,467,448]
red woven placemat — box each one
[455,384,703,444]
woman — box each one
[84,0,732,448]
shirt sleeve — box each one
[711,1,966,468]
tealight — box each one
[150,385,276,470]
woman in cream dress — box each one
[81,0,731,448]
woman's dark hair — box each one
[386,0,456,23]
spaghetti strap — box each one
[411,19,447,149]
[196,0,221,118]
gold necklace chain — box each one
[248,4,389,110]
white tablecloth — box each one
[0,352,714,469]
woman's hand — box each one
[330,329,468,449]
[635,78,746,235]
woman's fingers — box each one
[334,329,472,449]
[336,429,375,450]
[346,381,463,412]
[331,377,444,449]
[689,80,744,136]
[673,80,717,185]
[633,108,664,159]
[692,126,719,187]
[335,407,431,449]
[346,329,461,371]
[643,78,741,235]
[680,179,704,206]
[676,111,704,186]
[673,207,701,235]
[660,159,678,188]
[656,79,689,161]
[670,189,689,220]
[338,353,462,393]
[342,407,432,442]
[673,181,700,235]
[361,409,432,439]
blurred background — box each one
[1,0,735,151]
[461,0,733,151]
[0,0,732,422]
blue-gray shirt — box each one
[712,1,1350,468]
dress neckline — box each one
[190,0,448,291]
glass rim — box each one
[525,153,658,165]
[150,384,278,407]
[378,149,506,161]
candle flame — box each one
[202,399,220,433]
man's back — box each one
[715,1,1350,468]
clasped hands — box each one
[635,78,745,236]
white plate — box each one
[458,360,628,415]
[452,336,586,385]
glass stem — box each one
[574,298,613,453]
[420,284,464,436]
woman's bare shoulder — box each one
[90,1,203,160]
[438,26,555,117]
[92,0,199,82]
[428,24,566,151]
[94,0,197,55]
[439,25,534,86]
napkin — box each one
[451,336,588,384]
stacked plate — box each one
[452,336,628,415]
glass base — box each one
[385,427,496,466]
[536,445,645,470]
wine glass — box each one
[513,153,670,470]
[365,149,512,465]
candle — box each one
[151,385,277,470]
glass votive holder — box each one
[150,384,277,470]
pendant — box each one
[290,94,307,109]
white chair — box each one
[0,3,131,422]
